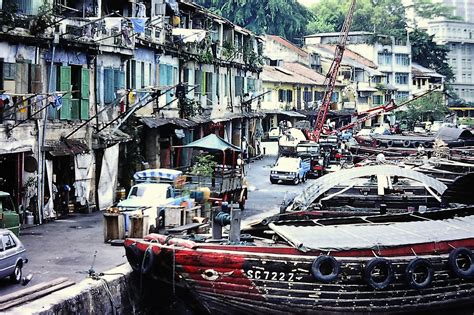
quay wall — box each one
[6,264,141,315]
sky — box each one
[298,0,318,7]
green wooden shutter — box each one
[59,66,72,120]
[81,68,90,119]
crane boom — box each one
[313,0,357,142]
[336,86,442,133]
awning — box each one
[0,139,34,155]
[140,117,197,129]
[44,139,89,156]
[357,86,378,92]
[281,111,307,118]
[94,129,132,145]
[189,115,212,124]
[175,134,241,152]
[211,112,244,123]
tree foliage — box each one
[410,28,454,82]
[307,0,407,39]
[195,0,312,44]
[396,91,448,127]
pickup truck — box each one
[270,157,310,185]
[117,182,178,232]
[0,192,20,236]
[296,143,326,178]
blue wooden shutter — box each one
[166,65,173,103]
[59,66,72,120]
[47,65,58,119]
[104,68,114,104]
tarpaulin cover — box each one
[98,144,119,209]
[177,134,241,152]
[134,168,182,181]
[269,215,474,252]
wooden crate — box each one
[128,215,149,238]
[103,213,125,242]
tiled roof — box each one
[312,44,377,69]
[261,65,316,85]
[412,63,444,78]
[266,35,308,58]
[282,62,344,86]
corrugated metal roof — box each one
[140,117,197,129]
[412,63,445,78]
[44,139,89,156]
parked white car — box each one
[0,229,28,283]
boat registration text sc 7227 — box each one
[245,269,297,281]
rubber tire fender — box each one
[141,246,156,275]
[364,257,394,290]
[125,243,143,273]
[448,247,474,279]
[311,255,340,283]
[402,140,411,148]
[405,258,434,290]
[387,140,394,147]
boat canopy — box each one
[269,215,474,252]
[290,165,448,211]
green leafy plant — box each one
[190,154,217,177]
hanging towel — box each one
[131,18,147,34]
[137,3,147,18]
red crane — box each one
[335,86,442,133]
[312,0,357,142]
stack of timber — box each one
[0,277,75,311]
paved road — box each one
[242,141,312,224]
[0,141,309,296]
[0,212,126,296]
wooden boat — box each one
[124,207,474,313]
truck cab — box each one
[0,192,20,237]
[296,143,326,177]
[117,183,176,231]
[270,157,310,185]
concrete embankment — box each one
[6,264,141,315]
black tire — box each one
[402,140,411,148]
[10,263,22,284]
[311,256,340,283]
[364,258,394,290]
[141,246,155,275]
[448,247,474,279]
[125,243,143,273]
[293,176,300,185]
[387,140,394,147]
[405,258,434,289]
[270,178,278,184]
[302,173,307,182]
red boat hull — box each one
[125,234,474,314]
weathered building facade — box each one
[0,0,264,224]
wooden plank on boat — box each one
[167,222,206,234]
